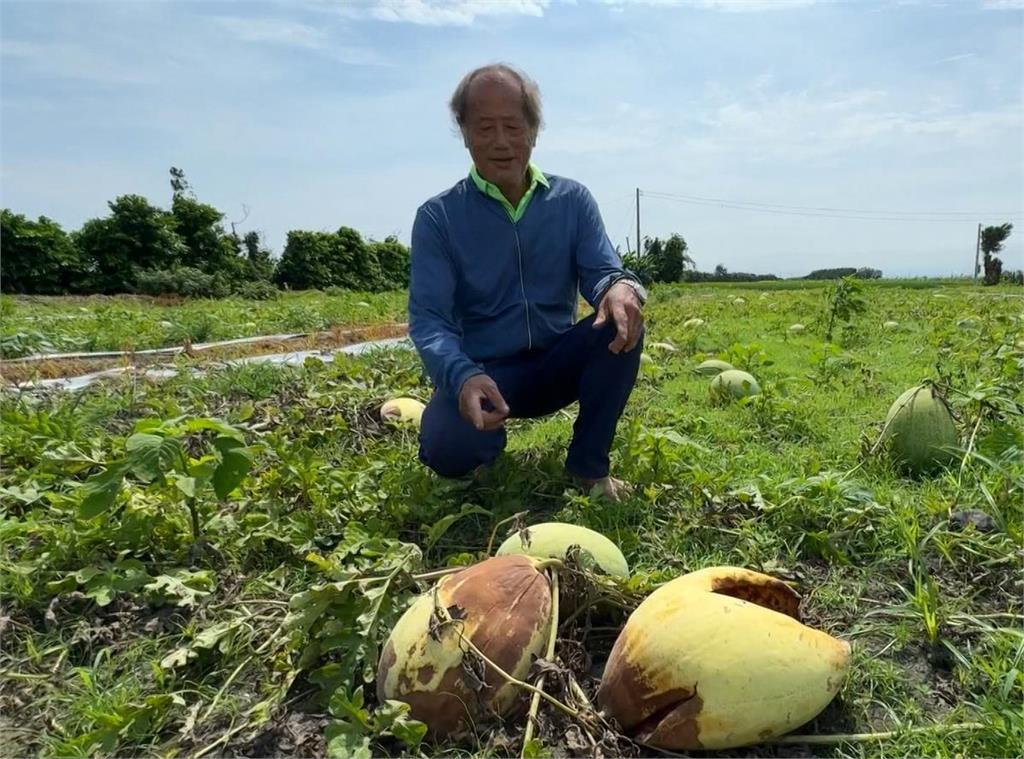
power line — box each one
[641,189,1023,223]
[638,190,1024,223]
[641,188,1021,217]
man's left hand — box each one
[593,281,644,354]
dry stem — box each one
[521,567,559,755]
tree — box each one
[0,210,85,294]
[169,166,190,199]
[73,195,186,293]
[243,230,275,281]
[620,247,653,285]
[369,235,411,289]
[714,263,728,277]
[171,194,236,272]
[646,233,693,283]
[981,223,1012,286]
[643,237,665,282]
[274,227,408,292]
[274,231,337,291]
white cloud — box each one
[325,0,550,26]
[209,15,391,65]
[930,52,978,64]
[982,0,1024,9]
[691,87,1022,162]
[689,0,817,10]
[212,17,328,48]
[1,40,152,84]
[599,0,818,11]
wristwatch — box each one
[617,277,648,305]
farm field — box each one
[0,290,409,359]
[1,281,1021,758]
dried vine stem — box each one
[521,567,560,756]
[485,510,530,556]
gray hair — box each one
[449,63,543,136]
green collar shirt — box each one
[469,162,550,222]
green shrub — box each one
[232,280,280,300]
[135,267,229,299]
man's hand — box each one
[459,374,510,431]
[593,281,644,354]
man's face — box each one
[462,76,534,190]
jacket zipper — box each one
[512,223,533,350]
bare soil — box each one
[0,322,409,385]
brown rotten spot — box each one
[376,555,552,738]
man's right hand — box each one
[459,374,510,431]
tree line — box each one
[621,226,1020,286]
[3,172,1017,297]
[0,168,410,298]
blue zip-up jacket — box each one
[408,173,631,399]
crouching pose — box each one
[408,64,646,501]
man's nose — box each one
[492,124,511,148]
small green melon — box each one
[649,341,677,352]
[710,369,761,401]
[694,359,734,376]
[881,385,958,475]
[496,522,629,577]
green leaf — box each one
[212,436,253,499]
[46,576,78,595]
[376,700,426,748]
[423,503,490,552]
[324,722,371,759]
[159,646,195,670]
[79,464,126,519]
[180,417,244,440]
[125,433,165,482]
[522,738,550,758]
[0,484,43,505]
[388,715,427,749]
[145,570,214,608]
[328,686,369,726]
[188,458,218,482]
[170,474,197,498]
[81,579,116,605]
[192,621,240,653]
[236,402,255,422]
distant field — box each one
[698,277,986,290]
[0,290,409,358]
[1,282,1021,758]
[4,279,1019,359]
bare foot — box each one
[571,473,633,502]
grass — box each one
[0,281,1021,758]
[0,289,409,358]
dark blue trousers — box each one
[419,314,643,480]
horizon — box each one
[2,0,1022,279]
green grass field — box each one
[1,281,1021,758]
[0,290,409,358]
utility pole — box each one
[636,187,641,260]
[973,223,982,282]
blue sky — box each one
[2,0,1022,277]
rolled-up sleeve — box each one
[408,205,484,399]
[574,186,630,308]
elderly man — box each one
[408,63,646,501]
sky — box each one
[2,0,1022,278]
